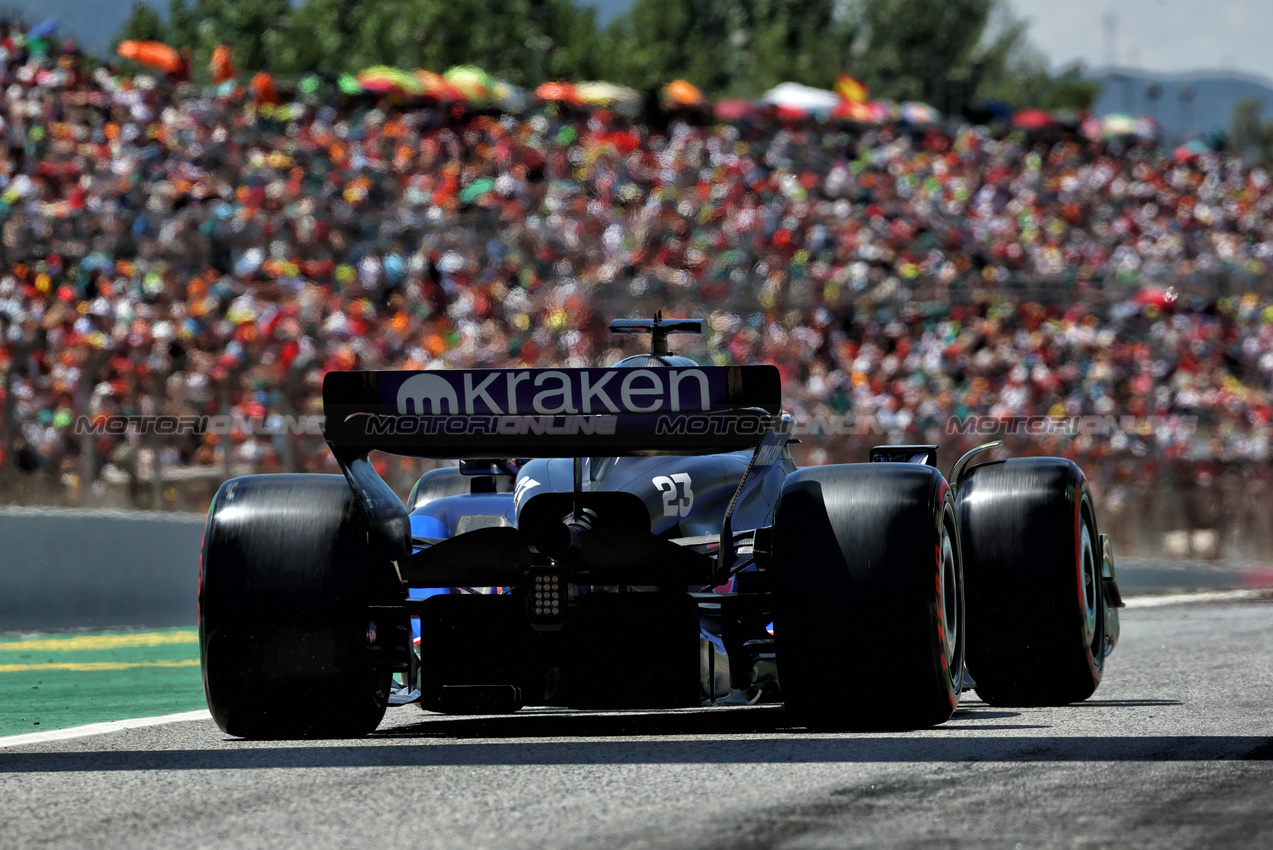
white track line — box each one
[0,589,1261,748]
[0,709,212,749]
[1124,589,1268,608]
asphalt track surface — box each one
[0,597,1270,849]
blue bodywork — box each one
[406,492,519,637]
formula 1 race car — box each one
[199,316,1123,738]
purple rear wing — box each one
[322,365,782,459]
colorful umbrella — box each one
[116,40,183,74]
[760,82,839,114]
[357,66,422,95]
[774,106,813,123]
[1101,113,1138,137]
[445,65,494,102]
[575,81,639,107]
[664,79,705,107]
[535,81,580,104]
[337,73,363,95]
[413,70,462,101]
[900,101,941,125]
[968,100,1014,124]
[714,99,757,122]
[1012,108,1057,130]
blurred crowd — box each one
[2,27,1273,550]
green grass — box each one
[0,628,206,736]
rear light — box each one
[526,569,566,630]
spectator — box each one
[0,22,1269,535]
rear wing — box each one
[323,365,782,459]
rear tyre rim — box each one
[937,513,959,675]
[1080,518,1098,650]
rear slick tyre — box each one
[772,464,965,730]
[957,458,1105,706]
[200,474,403,739]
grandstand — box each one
[1,21,1271,559]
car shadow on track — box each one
[1,703,1268,773]
[375,704,1034,740]
[3,733,1270,773]
[1054,699,1184,707]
